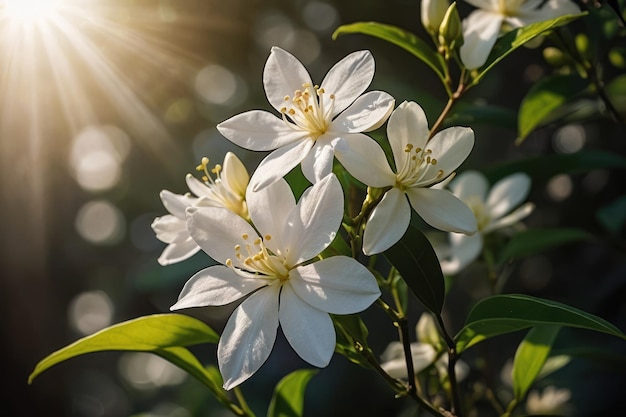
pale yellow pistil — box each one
[195,157,249,219]
[464,196,491,231]
[280,83,335,140]
[226,233,290,282]
[394,143,444,190]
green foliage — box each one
[29,313,219,384]
[455,294,626,353]
[511,326,561,401]
[473,13,587,85]
[446,103,517,129]
[517,74,590,143]
[497,228,592,265]
[332,22,447,90]
[332,314,373,368]
[384,224,445,314]
[267,369,317,417]
[485,150,626,183]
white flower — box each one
[460,0,580,69]
[380,313,469,381]
[335,100,477,255]
[170,174,381,389]
[440,170,534,275]
[151,152,250,266]
[526,386,572,415]
[217,46,395,191]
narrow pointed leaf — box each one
[384,224,445,314]
[333,22,446,86]
[517,74,590,143]
[29,313,219,383]
[473,13,587,85]
[512,325,561,401]
[497,228,592,265]
[267,369,318,417]
[455,294,626,353]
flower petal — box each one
[387,101,430,172]
[186,206,259,268]
[158,237,201,266]
[246,178,296,254]
[319,50,375,117]
[221,152,249,197]
[160,190,195,218]
[289,256,380,314]
[250,139,314,192]
[334,133,396,188]
[300,137,337,184]
[440,232,483,275]
[152,214,188,243]
[170,265,268,310]
[284,174,344,265]
[263,47,313,113]
[217,110,308,151]
[331,91,395,133]
[486,172,531,220]
[484,202,534,233]
[460,10,503,69]
[218,285,280,390]
[450,170,488,202]
[426,127,474,184]
[279,283,335,367]
[363,188,411,255]
[406,188,478,234]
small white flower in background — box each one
[439,170,534,275]
[151,152,250,266]
[171,174,381,389]
[380,313,469,381]
[460,0,580,69]
[526,386,573,416]
[217,46,395,191]
[336,100,477,255]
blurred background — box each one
[1,0,625,416]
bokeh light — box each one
[68,290,114,335]
[75,199,125,244]
[118,352,187,390]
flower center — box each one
[226,233,290,281]
[280,83,335,139]
[394,143,445,190]
[464,196,491,231]
[195,157,249,219]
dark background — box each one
[1,0,625,416]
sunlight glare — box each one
[2,0,62,23]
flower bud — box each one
[438,2,463,54]
[421,0,450,36]
[416,313,442,350]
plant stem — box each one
[233,387,256,417]
[435,314,464,417]
[429,70,467,140]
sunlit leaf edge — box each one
[267,369,318,417]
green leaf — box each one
[267,369,317,417]
[607,74,626,113]
[332,22,446,86]
[485,151,626,184]
[512,325,561,401]
[455,294,626,353]
[517,74,590,143]
[384,224,445,314]
[498,228,592,265]
[473,13,587,84]
[332,314,373,368]
[446,103,517,130]
[29,314,219,384]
